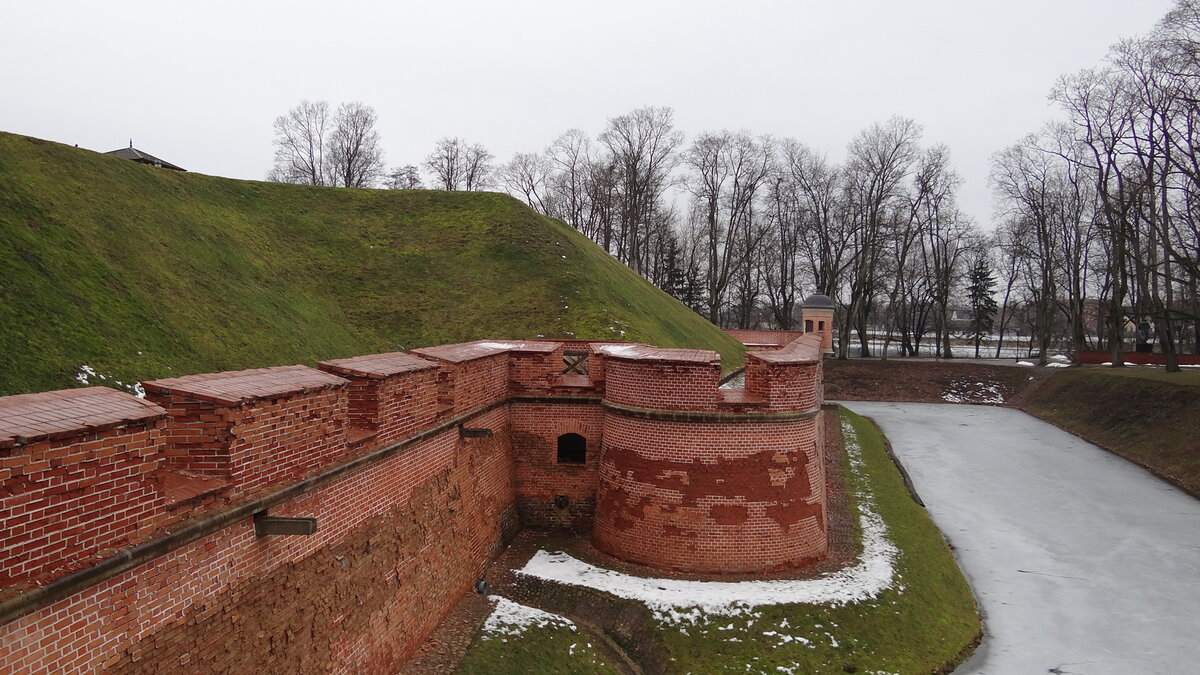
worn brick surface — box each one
[0,388,167,589]
[0,331,827,673]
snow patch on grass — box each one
[75,365,146,398]
[516,419,898,623]
[942,380,1005,404]
[481,596,576,638]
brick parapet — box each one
[0,330,829,671]
[143,366,350,499]
[602,350,723,412]
[724,328,807,349]
[0,407,517,674]
[0,388,168,589]
[318,354,440,447]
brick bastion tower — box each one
[0,329,829,673]
[593,339,826,573]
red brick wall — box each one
[0,408,516,675]
[604,359,722,412]
[318,368,440,448]
[593,412,826,573]
[373,370,440,445]
[439,354,510,417]
[227,389,348,496]
[744,358,823,412]
[510,402,603,529]
[0,423,165,588]
[0,337,828,671]
[723,329,806,348]
[152,393,233,477]
[148,388,349,499]
[508,346,563,395]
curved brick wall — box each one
[593,412,825,573]
[601,349,722,412]
[593,345,826,574]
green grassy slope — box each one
[0,132,744,395]
[1016,367,1200,499]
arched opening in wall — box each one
[805,319,814,331]
[557,433,587,464]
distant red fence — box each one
[1076,351,1200,365]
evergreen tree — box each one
[967,254,999,357]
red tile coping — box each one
[724,328,806,347]
[719,389,765,405]
[554,374,593,389]
[161,470,231,507]
[346,428,378,450]
[142,365,348,407]
[319,352,437,379]
[595,344,720,365]
[0,387,166,450]
[412,340,561,363]
[746,339,822,364]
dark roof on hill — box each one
[105,146,186,171]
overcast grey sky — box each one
[2,0,1177,229]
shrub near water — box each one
[0,132,743,395]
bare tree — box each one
[840,117,923,358]
[269,100,384,188]
[684,130,773,325]
[269,100,330,185]
[599,106,684,274]
[545,129,593,230]
[423,137,493,191]
[500,152,551,212]
[783,141,849,300]
[325,102,385,188]
[991,139,1066,365]
[384,165,422,190]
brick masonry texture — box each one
[0,331,826,673]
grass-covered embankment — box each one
[457,621,619,675]
[0,132,744,395]
[1016,367,1200,499]
[655,408,980,674]
[458,407,980,674]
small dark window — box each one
[805,319,814,331]
[557,433,587,464]
[818,320,825,330]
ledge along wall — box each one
[0,333,826,673]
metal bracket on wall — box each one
[253,512,318,537]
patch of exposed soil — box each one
[824,358,1048,405]
[400,594,493,674]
